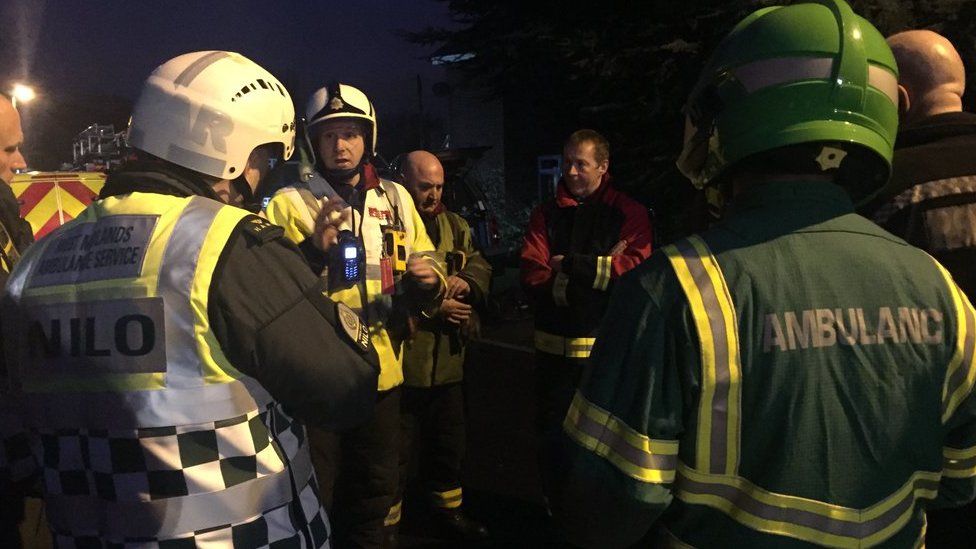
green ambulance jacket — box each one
[402,210,491,387]
[558,181,976,548]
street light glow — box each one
[11,83,36,105]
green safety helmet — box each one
[676,0,898,199]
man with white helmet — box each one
[1,51,378,546]
[265,83,444,548]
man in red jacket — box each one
[519,129,652,510]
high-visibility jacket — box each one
[558,181,976,548]
[403,210,491,387]
[5,193,327,546]
[521,176,652,360]
[265,172,443,391]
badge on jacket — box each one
[336,302,370,352]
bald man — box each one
[394,151,490,541]
[0,93,37,548]
[860,30,976,297]
[0,98,27,185]
[860,36,976,544]
[0,96,31,278]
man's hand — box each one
[549,254,565,273]
[440,298,473,325]
[312,199,351,253]
[445,275,471,301]
[407,256,440,290]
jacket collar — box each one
[555,172,611,207]
[100,161,222,201]
[419,202,446,219]
[325,162,382,191]
[896,111,976,149]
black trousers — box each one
[534,353,584,507]
[397,383,466,514]
[0,490,23,549]
[310,387,401,549]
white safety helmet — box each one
[305,83,377,155]
[127,51,296,180]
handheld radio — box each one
[336,230,362,282]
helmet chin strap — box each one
[230,174,259,209]
[321,155,370,184]
[323,165,361,183]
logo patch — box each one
[329,96,345,111]
[29,215,157,288]
[337,302,370,352]
[367,207,393,223]
[20,297,167,375]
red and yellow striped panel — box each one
[10,172,105,239]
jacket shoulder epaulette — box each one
[240,215,284,243]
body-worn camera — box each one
[383,226,408,276]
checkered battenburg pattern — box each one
[38,403,330,547]
[52,477,330,549]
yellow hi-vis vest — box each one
[265,179,442,391]
[5,193,325,546]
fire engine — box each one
[10,172,105,240]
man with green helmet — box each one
[554,1,976,547]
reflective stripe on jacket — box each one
[5,193,322,545]
[265,178,442,391]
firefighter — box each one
[519,129,652,510]
[1,51,378,546]
[264,84,445,548]
[394,150,490,541]
[555,1,976,547]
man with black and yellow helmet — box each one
[265,83,444,548]
[555,1,976,547]
[1,52,378,546]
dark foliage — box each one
[407,0,976,242]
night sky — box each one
[2,0,456,167]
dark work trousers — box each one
[534,352,584,514]
[0,489,23,549]
[396,383,466,516]
[310,387,401,549]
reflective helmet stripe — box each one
[732,56,898,106]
